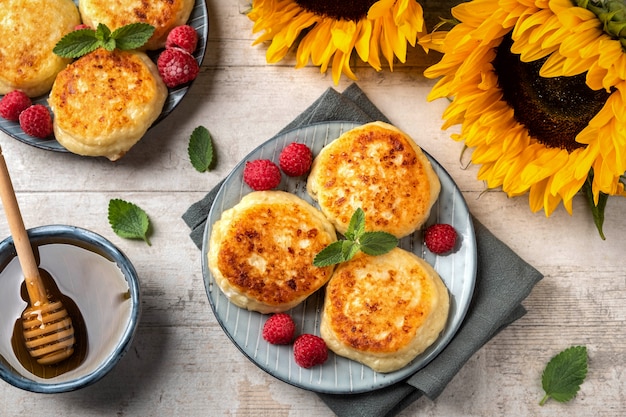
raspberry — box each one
[18,105,52,139]
[157,48,200,88]
[293,334,328,368]
[0,90,32,121]
[74,24,91,30]
[279,142,313,176]
[262,313,296,345]
[166,25,198,54]
[424,223,458,255]
[243,159,281,190]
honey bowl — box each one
[0,225,140,393]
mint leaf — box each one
[313,209,399,267]
[359,231,399,256]
[345,207,365,240]
[54,22,154,58]
[188,126,215,172]
[540,346,588,406]
[341,240,360,261]
[108,199,151,245]
[111,23,155,50]
[53,29,100,58]
[313,241,346,267]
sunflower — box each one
[247,0,427,84]
[422,0,626,238]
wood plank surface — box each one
[0,1,624,416]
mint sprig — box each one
[540,345,588,406]
[54,23,155,58]
[108,199,152,246]
[188,126,215,172]
[313,208,398,267]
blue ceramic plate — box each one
[0,0,209,152]
[202,121,477,394]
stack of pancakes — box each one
[1,0,194,160]
[208,122,451,373]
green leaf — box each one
[52,29,100,58]
[358,231,399,256]
[313,241,345,267]
[112,23,155,50]
[583,170,607,240]
[188,126,215,172]
[345,207,365,241]
[108,199,151,245]
[53,22,154,58]
[341,240,360,261]
[540,346,588,406]
[313,208,399,267]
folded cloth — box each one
[182,83,543,417]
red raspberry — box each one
[243,159,281,191]
[279,142,313,176]
[293,334,328,368]
[262,313,296,345]
[424,223,458,254]
[166,25,198,54]
[18,105,52,139]
[157,48,200,88]
[74,24,91,30]
[0,90,32,121]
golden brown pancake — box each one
[307,121,441,238]
[48,48,167,161]
[320,248,449,373]
[208,191,337,314]
[0,0,80,97]
[79,0,194,50]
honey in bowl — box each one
[10,267,88,379]
[0,236,133,385]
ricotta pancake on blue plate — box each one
[0,0,80,97]
[208,191,337,314]
[79,0,194,50]
[48,48,167,161]
[307,121,441,238]
[320,248,450,373]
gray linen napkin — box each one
[182,84,543,417]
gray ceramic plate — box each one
[202,121,477,394]
[0,0,208,152]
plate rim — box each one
[201,120,477,394]
[0,0,209,153]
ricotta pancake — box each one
[307,121,441,238]
[0,0,80,97]
[48,48,167,161]
[320,248,449,373]
[208,191,337,314]
[79,0,194,50]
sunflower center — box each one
[294,0,377,21]
[493,36,611,152]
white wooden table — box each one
[1,2,625,416]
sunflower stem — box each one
[582,171,608,240]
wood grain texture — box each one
[0,1,625,416]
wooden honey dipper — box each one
[0,147,75,365]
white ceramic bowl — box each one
[0,225,140,393]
